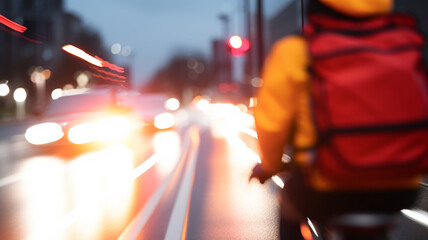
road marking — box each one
[117,129,193,240]
[132,154,159,180]
[164,127,200,240]
[0,173,22,188]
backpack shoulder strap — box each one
[304,13,419,37]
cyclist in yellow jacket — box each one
[250,0,422,239]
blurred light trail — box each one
[62,45,103,67]
[401,209,428,227]
[92,73,126,83]
[0,25,42,43]
[62,44,125,73]
[306,218,318,238]
[0,14,26,33]
[271,176,284,189]
[95,56,125,73]
[89,66,127,79]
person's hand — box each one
[249,164,273,184]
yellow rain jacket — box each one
[254,0,422,191]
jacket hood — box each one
[319,0,393,18]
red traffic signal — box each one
[227,35,250,56]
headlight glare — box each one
[25,122,64,145]
[68,116,132,144]
[154,113,175,130]
[68,122,99,144]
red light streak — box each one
[89,66,127,80]
[0,14,27,33]
[0,25,42,44]
[95,57,125,73]
[92,73,126,83]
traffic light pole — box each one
[301,0,305,33]
[256,0,264,77]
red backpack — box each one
[305,13,428,183]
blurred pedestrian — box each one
[249,0,428,239]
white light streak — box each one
[271,176,285,189]
[401,209,428,227]
[307,218,318,237]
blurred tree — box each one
[0,2,112,115]
[142,53,214,101]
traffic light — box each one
[227,35,250,56]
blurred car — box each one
[24,87,177,150]
[118,92,178,132]
[24,87,140,149]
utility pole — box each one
[301,0,305,33]
[217,14,232,83]
[256,0,264,76]
[243,0,253,77]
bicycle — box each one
[309,212,399,240]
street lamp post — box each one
[13,88,27,120]
[218,13,232,83]
[256,0,264,76]
[31,67,50,113]
[0,82,10,120]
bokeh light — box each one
[0,83,10,96]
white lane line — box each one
[132,154,159,180]
[164,127,200,240]
[0,173,22,188]
[117,131,192,240]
